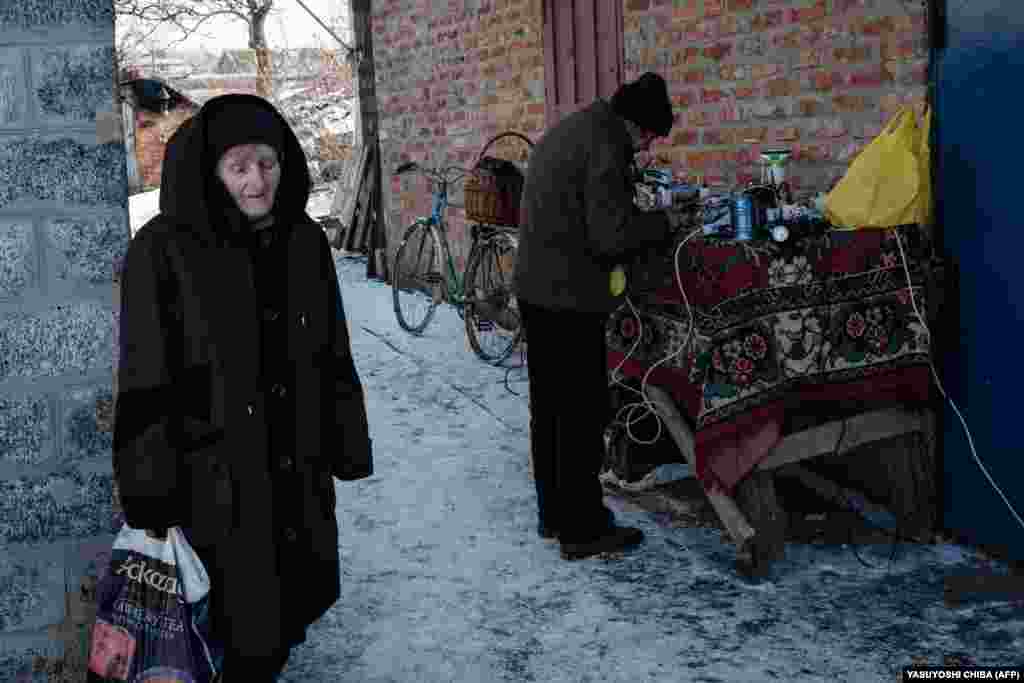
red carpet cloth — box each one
[607,226,937,496]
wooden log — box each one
[734,470,788,564]
[643,384,756,550]
[756,407,923,472]
[352,149,377,253]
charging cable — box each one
[893,228,1024,533]
[607,227,704,447]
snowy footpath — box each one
[271,253,1024,682]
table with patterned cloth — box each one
[607,224,940,497]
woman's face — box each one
[216,143,281,221]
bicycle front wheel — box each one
[464,230,522,364]
[392,220,443,335]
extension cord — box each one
[892,228,1024,534]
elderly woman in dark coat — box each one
[113,93,373,680]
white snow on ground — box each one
[273,253,1024,682]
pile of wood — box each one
[326,141,388,281]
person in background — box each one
[113,94,372,681]
[513,72,687,561]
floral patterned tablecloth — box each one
[607,225,939,495]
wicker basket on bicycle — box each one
[464,131,534,228]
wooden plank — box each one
[574,0,598,105]
[330,143,369,246]
[345,145,374,251]
[643,384,757,549]
[353,148,378,253]
[735,470,787,564]
[756,407,925,472]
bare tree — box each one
[115,0,279,96]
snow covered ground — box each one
[268,253,1024,682]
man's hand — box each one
[665,209,689,233]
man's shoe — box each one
[559,525,645,561]
[537,523,559,541]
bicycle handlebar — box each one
[393,161,472,186]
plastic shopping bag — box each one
[87,525,224,683]
[913,105,933,227]
[825,105,928,229]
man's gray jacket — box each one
[513,99,673,313]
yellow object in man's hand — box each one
[610,265,627,296]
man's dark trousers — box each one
[520,298,615,543]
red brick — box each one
[766,78,799,97]
[702,88,728,103]
[832,94,872,113]
[672,90,699,107]
[793,143,831,163]
[849,66,891,88]
[673,129,699,146]
[798,48,827,68]
[834,46,873,63]
[790,0,827,23]
[673,0,699,19]
[718,64,749,81]
[703,42,733,61]
[752,63,783,80]
[703,128,732,145]
[773,29,802,49]
[683,69,706,84]
[774,126,801,142]
[735,86,759,99]
[811,69,840,91]
[686,151,713,169]
[752,10,785,31]
[720,103,741,123]
[856,15,894,36]
[704,0,724,17]
[689,108,713,126]
[719,13,751,36]
[738,126,769,142]
[728,0,754,11]
[798,98,825,116]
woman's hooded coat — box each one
[113,94,372,657]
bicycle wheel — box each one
[464,230,522,364]
[392,220,444,335]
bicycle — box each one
[391,160,523,365]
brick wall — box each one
[372,0,545,273]
[624,0,928,193]
[134,106,196,190]
[0,2,126,680]
[369,0,926,271]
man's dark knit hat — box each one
[204,96,286,166]
[611,72,675,137]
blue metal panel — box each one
[937,0,1024,561]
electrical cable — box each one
[607,227,705,449]
[893,227,1024,534]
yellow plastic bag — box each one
[913,106,933,227]
[825,106,928,229]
